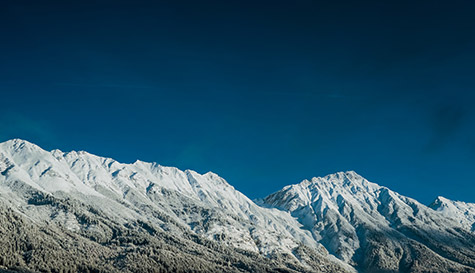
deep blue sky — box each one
[1,1,474,203]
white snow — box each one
[262,171,475,262]
[429,196,475,231]
[0,139,322,262]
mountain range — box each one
[0,139,473,273]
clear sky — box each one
[1,1,474,204]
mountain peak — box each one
[429,195,475,232]
[430,195,449,205]
[300,170,380,194]
[1,138,36,147]
[0,138,45,153]
[302,171,363,185]
[318,170,363,182]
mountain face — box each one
[0,139,473,273]
[0,139,350,273]
[262,172,475,273]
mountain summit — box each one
[0,139,473,273]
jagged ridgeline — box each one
[0,139,474,273]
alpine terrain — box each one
[0,139,473,273]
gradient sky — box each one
[1,1,474,204]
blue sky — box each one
[1,1,474,203]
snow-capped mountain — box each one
[0,139,350,273]
[262,171,475,272]
[0,139,474,273]
[0,138,324,255]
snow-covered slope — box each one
[429,196,475,232]
[0,139,351,273]
[262,171,475,272]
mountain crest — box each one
[0,138,42,152]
